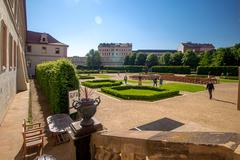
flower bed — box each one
[81,79,122,88]
[101,85,179,101]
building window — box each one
[112,53,114,56]
[14,42,16,69]
[27,45,31,52]
[42,46,47,54]
[8,33,13,70]
[0,20,7,71]
[55,48,60,54]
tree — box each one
[145,54,158,68]
[129,52,137,65]
[124,55,130,65]
[135,53,147,65]
[199,51,214,66]
[170,52,183,65]
[86,49,101,69]
[182,50,200,68]
[163,53,172,65]
[213,48,237,66]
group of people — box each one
[123,73,215,100]
[152,77,163,87]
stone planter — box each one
[72,97,101,127]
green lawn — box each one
[219,79,238,83]
[127,79,153,84]
[93,74,112,79]
[117,88,160,96]
[161,83,205,92]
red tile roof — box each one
[27,31,68,46]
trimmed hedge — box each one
[101,85,179,101]
[197,66,238,76]
[36,59,79,114]
[78,75,95,79]
[152,66,191,74]
[77,70,100,74]
[103,65,147,73]
[81,79,122,88]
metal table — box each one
[47,114,73,144]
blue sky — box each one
[27,0,240,57]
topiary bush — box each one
[152,66,191,74]
[197,66,238,76]
[101,85,179,101]
[81,79,122,88]
[36,59,79,114]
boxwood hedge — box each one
[81,79,122,88]
[152,66,191,74]
[78,75,95,79]
[101,85,179,101]
[197,66,238,76]
[36,59,79,114]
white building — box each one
[133,49,176,57]
[98,43,132,66]
[68,56,87,66]
[0,0,28,123]
[25,31,68,76]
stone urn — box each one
[72,97,101,127]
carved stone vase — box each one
[72,97,101,127]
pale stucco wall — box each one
[0,0,28,123]
[26,43,68,76]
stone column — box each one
[238,67,240,110]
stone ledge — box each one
[91,131,240,160]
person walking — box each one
[159,76,163,86]
[206,81,215,99]
[153,77,158,87]
[124,75,128,85]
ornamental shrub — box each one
[197,66,238,76]
[81,79,122,88]
[101,85,179,101]
[36,59,79,114]
[152,66,191,74]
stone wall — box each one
[0,0,28,123]
[91,131,240,160]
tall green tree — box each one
[124,55,130,65]
[145,54,158,68]
[129,52,137,65]
[182,50,200,68]
[170,52,183,65]
[163,53,172,65]
[199,51,214,66]
[135,53,147,65]
[86,49,101,69]
[213,48,237,66]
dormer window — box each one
[40,33,48,43]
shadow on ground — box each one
[131,117,184,131]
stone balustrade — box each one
[91,131,240,160]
